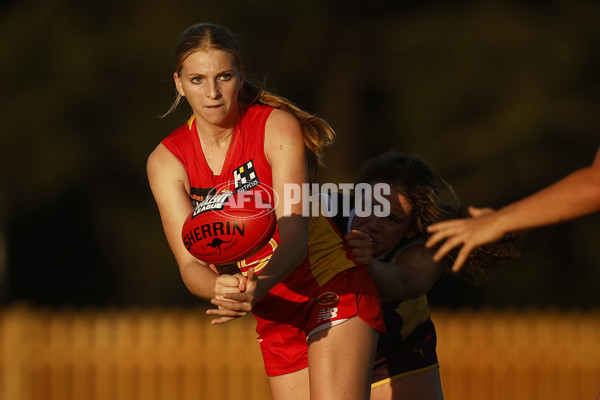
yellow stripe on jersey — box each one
[306,214,356,286]
[187,115,195,130]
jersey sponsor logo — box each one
[190,186,232,208]
[190,187,216,206]
[317,291,339,306]
[234,160,260,192]
[316,307,339,323]
[191,192,234,217]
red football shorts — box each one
[252,266,384,377]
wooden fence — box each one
[433,309,600,400]
[1,305,598,400]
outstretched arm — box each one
[426,146,600,271]
[345,230,442,302]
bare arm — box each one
[345,230,442,303]
[426,146,600,271]
[208,109,309,322]
[147,144,221,300]
[253,108,309,299]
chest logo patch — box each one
[234,159,260,192]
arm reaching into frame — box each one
[426,146,600,272]
[345,230,442,302]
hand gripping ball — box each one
[181,191,276,264]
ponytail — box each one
[241,82,335,181]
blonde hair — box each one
[164,23,335,180]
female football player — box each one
[147,23,384,400]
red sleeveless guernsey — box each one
[161,104,358,292]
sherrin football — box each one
[181,190,276,264]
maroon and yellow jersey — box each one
[161,104,357,289]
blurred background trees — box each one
[1,0,598,308]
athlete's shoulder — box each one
[267,107,299,125]
[264,108,302,142]
[147,143,188,198]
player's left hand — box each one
[207,269,258,324]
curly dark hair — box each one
[355,151,521,282]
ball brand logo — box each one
[182,221,246,251]
[206,238,232,254]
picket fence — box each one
[1,305,598,400]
